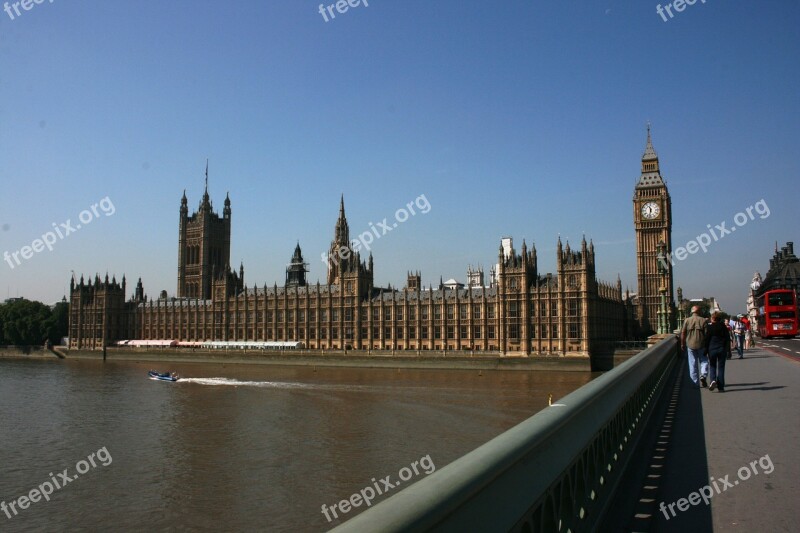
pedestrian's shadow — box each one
[722,384,785,392]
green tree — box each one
[45,300,70,344]
[0,298,68,345]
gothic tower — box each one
[325,195,374,299]
[496,237,538,353]
[327,195,352,286]
[407,271,421,291]
[286,242,308,288]
[556,236,595,354]
[177,163,232,299]
[633,125,675,335]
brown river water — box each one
[0,358,594,531]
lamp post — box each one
[656,241,668,335]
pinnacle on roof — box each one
[334,194,349,243]
[642,122,658,161]
[199,161,212,210]
[636,123,665,188]
[290,242,306,266]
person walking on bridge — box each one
[732,315,746,358]
[704,311,731,392]
[724,317,734,359]
[742,315,754,349]
[681,306,709,388]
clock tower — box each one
[633,125,675,336]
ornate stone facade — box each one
[70,170,641,355]
[177,165,232,299]
[758,242,799,295]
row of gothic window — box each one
[183,246,224,266]
[140,304,586,325]
[161,324,583,341]
[506,275,581,289]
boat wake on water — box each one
[177,378,385,393]
[177,378,486,397]
[178,377,317,389]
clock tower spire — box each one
[633,124,675,336]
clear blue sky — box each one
[1,1,798,312]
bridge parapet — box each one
[333,335,679,532]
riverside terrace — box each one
[331,336,800,531]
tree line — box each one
[0,298,69,346]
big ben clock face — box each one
[641,202,660,219]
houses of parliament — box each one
[68,129,676,355]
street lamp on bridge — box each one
[656,241,669,335]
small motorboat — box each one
[148,370,180,382]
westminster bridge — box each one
[332,336,800,532]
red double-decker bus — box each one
[756,289,798,338]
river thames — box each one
[0,358,594,531]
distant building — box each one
[747,272,762,329]
[466,265,485,289]
[689,298,720,313]
[441,278,464,291]
[675,295,719,319]
[750,242,800,330]
[70,133,673,355]
[69,194,638,356]
[758,242,799,295]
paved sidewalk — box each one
[651,346,800,531]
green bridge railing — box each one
[332,335,679,532]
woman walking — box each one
[705,311,732,392]
[742,315,754,349]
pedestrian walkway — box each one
[643,345,800,531]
